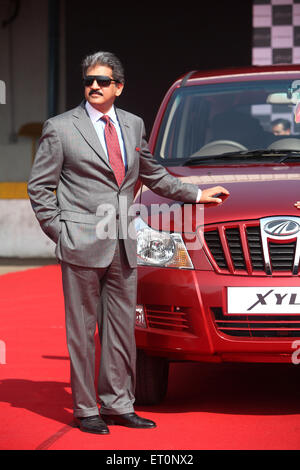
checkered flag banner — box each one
[253,0,300,65]
[252,0,300,132]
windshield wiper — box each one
[183,149,300,166]
[275,150,300,163]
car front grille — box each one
[144,305,191,332]
[211,307,300,337]
[204,222,298,276]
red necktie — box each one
[101,115,125,186]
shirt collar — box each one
[85,101,118,125]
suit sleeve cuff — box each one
[196,189,202,203]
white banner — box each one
[227,286,300,314]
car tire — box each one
[135,349,169,405]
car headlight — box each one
[135,217,193,269]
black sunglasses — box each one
[83,75,120,88]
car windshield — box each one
[153,78,300,165]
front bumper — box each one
[135,267,300,363]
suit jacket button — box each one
[116,214,119,220]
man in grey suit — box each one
[27,51,229,434]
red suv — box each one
[133,65,300,405]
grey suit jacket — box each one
[27,102,199,268]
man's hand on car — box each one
[200,186,230,204]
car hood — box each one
[138,163,300,230]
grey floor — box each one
[0,258,57,275]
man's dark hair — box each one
[81,51,125,84]
[271,118,291,130]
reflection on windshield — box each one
[155,79,300,163]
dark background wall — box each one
[65,0,253,134]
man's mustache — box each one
[89,90,103,96]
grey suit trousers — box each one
[61,239,137,418]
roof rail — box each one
[180,70,196,87]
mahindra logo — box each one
[260,216,300,275]
[263,219,300,237]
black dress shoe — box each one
[101,412,156,429]
[74,415,110,434]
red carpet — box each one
[1,265,300,450]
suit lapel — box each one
[116,108,135,178]
[72,103,136,185]
[72,102,111,170]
